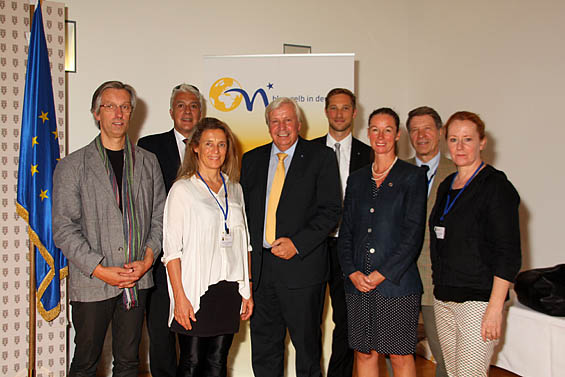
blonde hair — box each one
[177,117,240,182]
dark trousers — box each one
[326,237,354,377]
[176,334,234,377]
[147,260,178,377]
[69,289,147,377]
[251,250,325,377]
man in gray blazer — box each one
[406,106,455,377]
[53,81,166,376]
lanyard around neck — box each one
[440,162,484,222]
[197,171,230,233]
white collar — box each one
[415,152,440,173]
[326,132,352,150]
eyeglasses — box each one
[100,103,133,113]
[174,84,200,92]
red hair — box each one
[445,111,486,140]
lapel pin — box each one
[388,182,393,187]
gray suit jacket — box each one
[52,138,166,302]
[408,154,455,305]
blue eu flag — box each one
[16,3,68,322]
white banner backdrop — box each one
[203,53,354,153]
[203,53,354,377]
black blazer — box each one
[311,134,373,174]
[137,129,181,287]
[240,137,342,289]
[338,160,427,297]
[138,129,181,194]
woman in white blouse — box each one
[162,117,253,377]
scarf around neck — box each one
[95,134,142,310]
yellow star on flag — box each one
[32,136,39,147]
[38,111,49,123]
[39,190,49,201]
[52,130,58,139]
[31,164,39,176]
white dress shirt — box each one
[173,128,187,163]
[326,133,352,200]
[326,133,352,236]
[162,174,251,325]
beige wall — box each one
[62,0,565,374]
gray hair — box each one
[90,81,137,129]
[170,83,204,110]
[265,97,303,125]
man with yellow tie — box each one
[241,97,342,377]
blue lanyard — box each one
[440,162,484,222]
[197,171,229,234]
[427,167,438,187]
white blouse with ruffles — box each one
[162,174,251,326]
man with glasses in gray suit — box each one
[53,81,166,376]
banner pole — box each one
[28,240,36,377]
[27,3,38,376]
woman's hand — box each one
[481,303,503,341]
[367,270,385,286]
[241,296,254,320]
[174,292,196,331]
[349,271,378,292]
[481,276,511,341]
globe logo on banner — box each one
[209,77,269,112]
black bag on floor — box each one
[514,264,565,316]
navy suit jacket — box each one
[240,137,342,289]
[338,160,427,297]
[138,129,181,194]
[311,134,372,174]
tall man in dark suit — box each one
[137,84,203,377]
[406,106,455,377]
[241,97,342,377]
[311,88,372,377]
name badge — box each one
[434,226,445,240]
[220,232,233,248]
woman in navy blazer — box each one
[338,108,427,377]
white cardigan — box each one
[162,174,251,326]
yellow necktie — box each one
[266,153,288,244]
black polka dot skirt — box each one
[344,177,421,355]
[345,288,420,355]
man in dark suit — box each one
[241,97,341,377]
[137,84,203,377]
[311,88,372,377]
[406,106,455,377]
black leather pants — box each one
[176,333,234,377]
